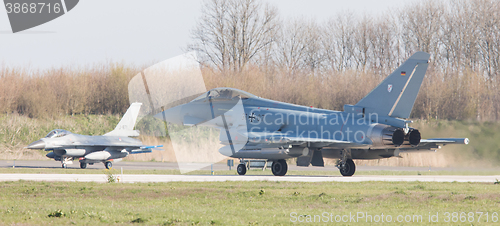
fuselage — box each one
[159,89,418,160]
[28,130,143,160]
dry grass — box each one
[1,61,499,121]
[201,65,500,121]
[0,63,140,118]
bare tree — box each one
[473,0,500,78]
[274,18,323,75]
[352,15,373,71]
[399,0,444,61]
[274,18,308,74]
[188,0,279,73]
[323,13,355,71]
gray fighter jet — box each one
[27,103,162,169]
[155,52,468,176]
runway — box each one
[1,160,497,172]
[0,160,499,183]
[0,173,498,183]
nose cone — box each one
[27,140,46,149]
[154,102,215,126]
[154,104,184,125]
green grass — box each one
[0,180,499,225]
[0,167,499,176]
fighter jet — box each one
[154,52,468,176]
[27,103,162,169]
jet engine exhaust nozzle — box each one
[370,125,406,147]
[408,129,421,146]
[392,129,405,146]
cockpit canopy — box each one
[191,88,257,102]
[45,129,71,138]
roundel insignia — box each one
[387,84,393,93]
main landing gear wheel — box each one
[237,164,247,175]
[271,160,288,176]
[339,159,356,177]
[104,161,112,169]
[80,162,87,169]
[62,163,67,168]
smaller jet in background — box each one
[27,103,162,169]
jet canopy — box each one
[191,88,257,102]
[45,129,71,138]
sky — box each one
[0,0,413,69]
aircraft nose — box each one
[154,105,184,125]
[27,140,46,149]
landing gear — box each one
[104,161,112,169]
[339,159,356,176]
[61,157,73,169]
[80,162,87,169]
[237,164,247,175]
[271,159,288,176]
[337,149,356,176]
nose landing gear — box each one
[237,163,247,175]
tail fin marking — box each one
[104,102,142,137]
[355,52,430,119]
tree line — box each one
[1,0,499,121]
[190,0,499,77]
[190,0,500,120]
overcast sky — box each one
[0,0,414,69]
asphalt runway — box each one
[0,160,495,172]
[0,160,499,183]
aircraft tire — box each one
[271,160,288,176]
[340,159,355,177]
[80,162,87,169]
[62,163,67,169]
[237,164,246,175]
[105,161,112,169]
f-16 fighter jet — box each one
[155,52,468,176]
[27,103,162,169]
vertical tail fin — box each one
[104,102,142,137]
[354,52,430,119]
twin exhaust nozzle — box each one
[392,129,421,146]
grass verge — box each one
[0,180,499,225]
